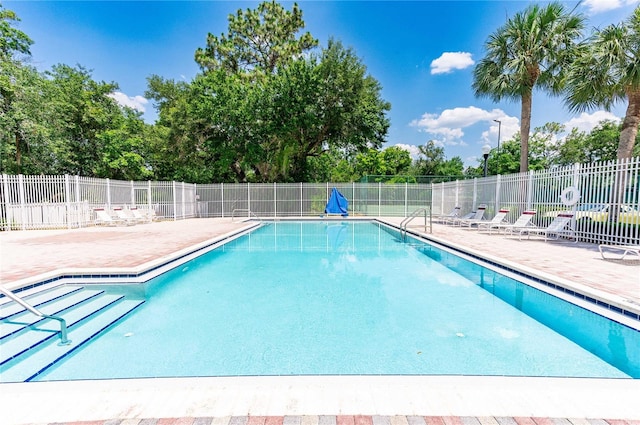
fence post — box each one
[300,182,303,216]
[2,174,10,231]
[221,182,224,218]
[130,181,135,207]
[106,178,111,210]
[248,182,251,214]
[404,182,408,216]
[172,181,177,221]
[472,178,477,210]
[182,181,186,219]
[495,175,501,214]
[274,182,277,217]
[526,170,534,210]
[18,174,26,231]
[352,182,355,216]
[64,174,71,229]
[147,181,152,216]
[378,182,382,217]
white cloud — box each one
[394,143,421,159]
[108,92,148,113]
[563,110,620,133]
[410,106,517,147]
[582,0,639,14]
[430,52,475,75]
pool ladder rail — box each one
[231,208,262,223]
[0,285,71,346]
[400,207,432,240]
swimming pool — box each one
[16,221,640,380]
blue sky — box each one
[5,0,639,167]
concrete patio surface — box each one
[0,217,639,424]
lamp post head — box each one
[482,144,491,156]
[493,119,501,124]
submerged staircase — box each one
[0,282,145,382]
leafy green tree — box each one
[527,122,564,170]
[96,108,154,180]
[46,64,122,176]
[437,157,465,179]
[263,40,390,181]
[306,149,356,182]
[145,72,248,183]
[0,5,31,60]
[555,121,621,165]
[0,4,39,174]
[194,1,317,75]
[473,2,584,172]
[380,146,412,175]
[0,61,53,174]
[411,141,447,176]
[564,6,640,160]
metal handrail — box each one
[400,207,432,240]
[231,208,261,223]
[0,286,71,345]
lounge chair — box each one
[112,207,137,225]
[470,208,510,230]
[433,206,461,224]
[511,212,576,241]
[483,210,537,235]
[599,244,640,260]
[130,207,150,223]
[94,208,124,226]
[453,204,487,226]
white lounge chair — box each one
[599,244,640,260]
[129,207,150,223]
[512,212,576,241]
[471,208,510,230]
[112,207,137,225]
[94,208,124,226]
[483,210,537,235]
[433,206,461,224]
[453,204,487,226]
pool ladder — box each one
[400,207,432,240]
[0,285,71,345]
[231,208,262,223]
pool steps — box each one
[0,284,145,382]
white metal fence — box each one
[1,157,638,244]
[432,158,640,244]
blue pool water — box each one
[36,221,639,380]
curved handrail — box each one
[0,286,71,345]
[400,207,432,239]
[231,208,262,223]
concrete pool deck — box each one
[0,217,639,424]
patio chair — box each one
[112,207,137,225]
[453,204,487,226]
[468,208,510,230]
[482,210,537,235]
[94,208,124,226]
[511,212,576,241]
[598,244,640,260]
[130,207,150,223]
[433,206,461,224]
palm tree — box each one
[564,6,640,161]
[473,2,584,172]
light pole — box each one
[493,119,501,150]
[482,144,491,177]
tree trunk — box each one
[608,89,640,233]
[520,90,532,173]
[618,88,640,160]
